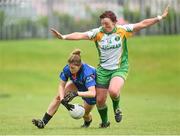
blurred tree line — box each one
[124,7,180,35]
[0,9,101,40]
[0,7,180,40]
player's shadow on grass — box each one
[47,126,103,130]
[0,93,11,99]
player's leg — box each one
[32,81,78,129]
[108,76,124,122]
[45,81,78,117]
[32,95,60,129]
[96,66,111,128]
[45,81,78,116]
[96,87,110,128]
[81,100,94,128]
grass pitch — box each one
[0,36,180,135]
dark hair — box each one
[68,49,81,66]
[99,11,117,23]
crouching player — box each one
[32,49,96,128]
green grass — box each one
[0,36,180,135]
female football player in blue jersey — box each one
[50,6,169,128]
[32,49,96,128]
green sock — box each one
[97,105,108,124]
[112,96,120,113]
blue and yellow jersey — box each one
[86,24,134,70]
[60,63,96,91]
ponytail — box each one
[68,49,82,66]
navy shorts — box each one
[82,97,96,105]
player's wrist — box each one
[61,35,66,40]
[157,15,163,21]
[61,99,67,105]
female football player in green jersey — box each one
[51,6,169,128]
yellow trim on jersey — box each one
[116,27,133,39]
[93,32,104,42]
[92,27,133,42]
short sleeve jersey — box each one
[86,24,134,70]
[60,63,96,91]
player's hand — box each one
[64,91,78,103]
[50,28,65,39]
[161,5,169,19]
[61,99,74,111]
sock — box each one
[97,105,108,124]
[112,95,120,113]
[42,112,52,125]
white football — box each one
[69,104,85,119]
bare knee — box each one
[55,95,61,103]
[96,96,106,107]
[96,88,108,107]
[109,89,119,98]
[55,95,59,100]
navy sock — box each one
[42,112,52,125]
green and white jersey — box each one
[86,24,134,70]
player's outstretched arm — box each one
[133,5,169,32]
[50,28,89,40]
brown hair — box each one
[100,11,117,23]
[68,49,81,66]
